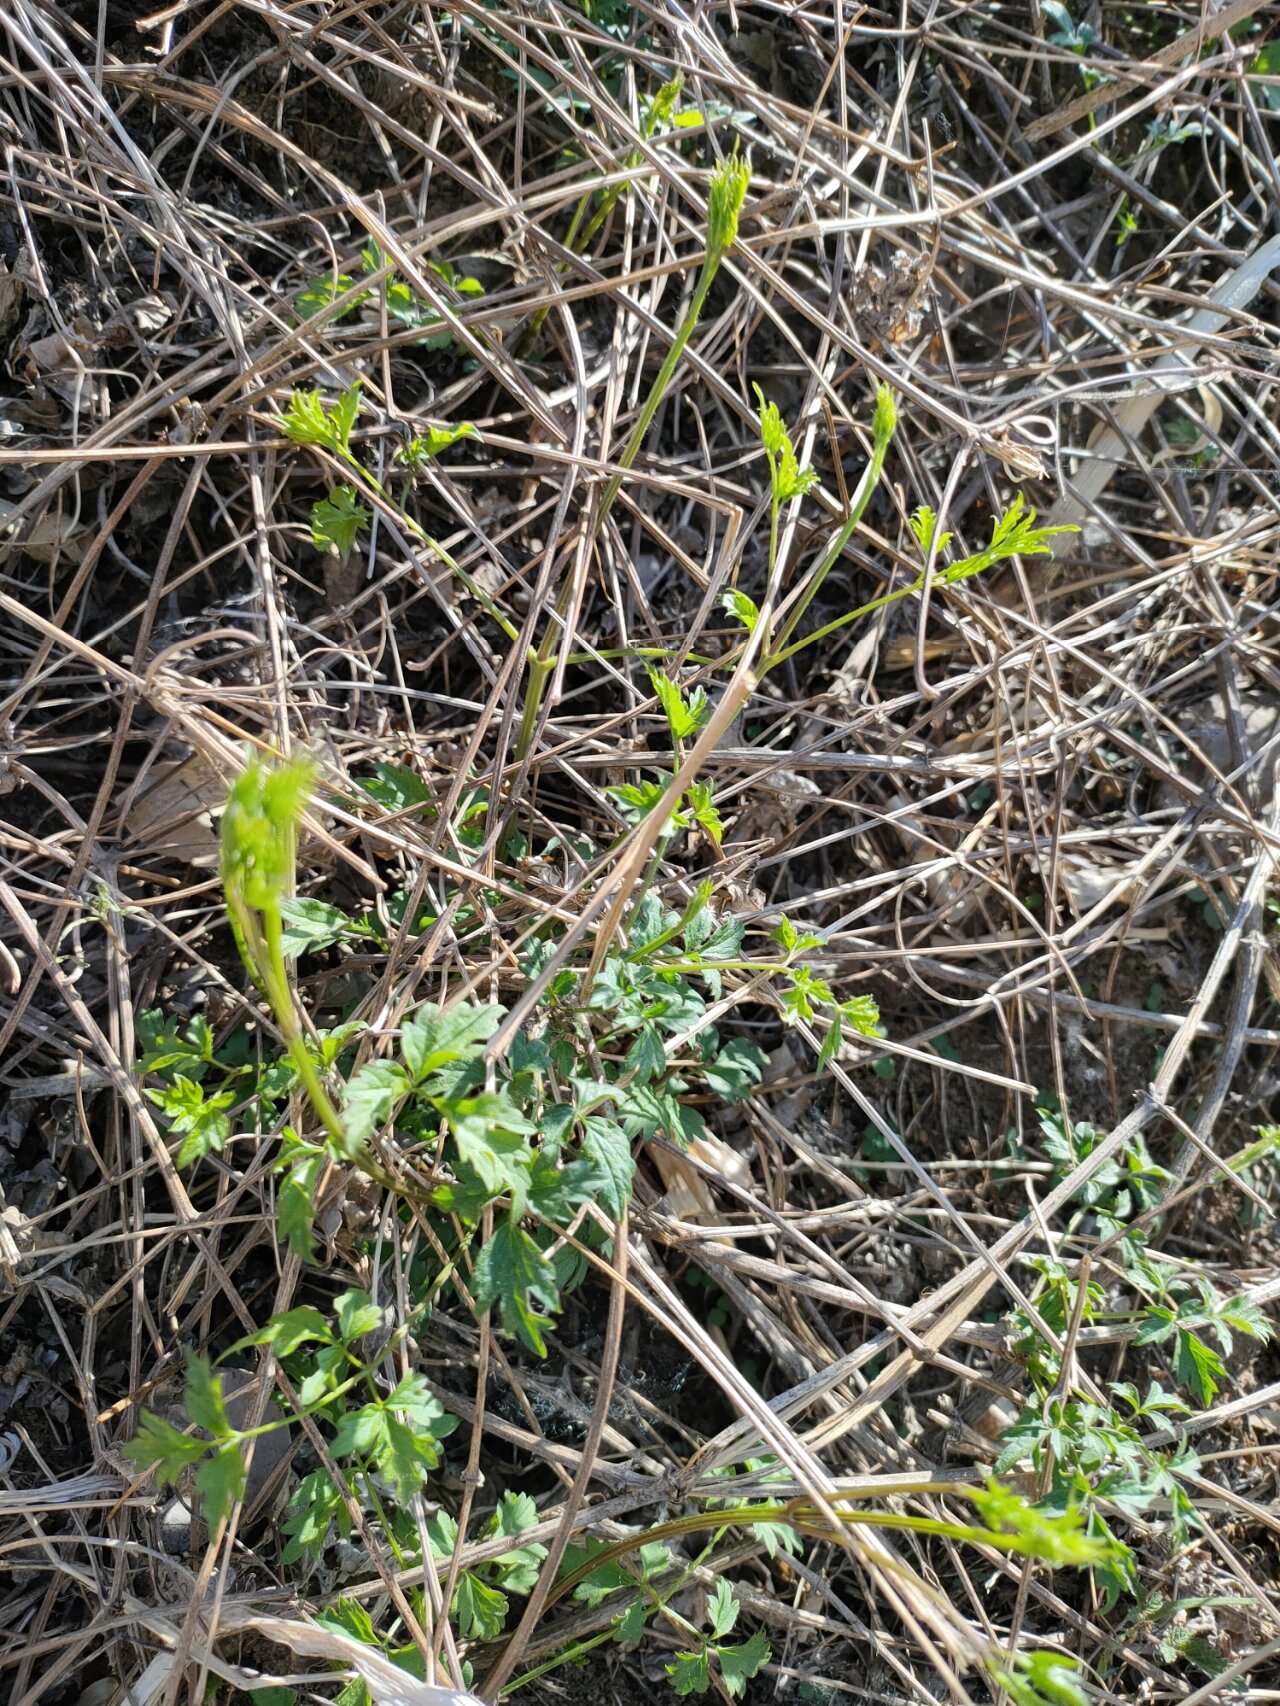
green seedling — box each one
[220,753,350,1158]
[121,1287,457,1543]
[516,153,751,763]
[666,1581,770,1698]
[521,72,694,352]
[295,241,484,349]
[596,151,750,535]
[1135,1278,1270,1407]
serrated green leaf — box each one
[396,421,479,468]
[816,1012,843,1073]
[753,383,819,508]
[279,896,358,957]
[686,781,723,845]
[719,588,759,633]
[717,1629,771,1698]
[579,1115,634,1217]
[836,994,880,1039]
[454,1572,509,1640]
[196,1441,247,1531]
[342,1059,410,1149]
[1164,1630,1232,1680]
[382,1412,439,1502]
[667,1648,711,1696]
[614,1595,649,1645]
[120,1410,207,1483]
[281,1467,350,1563]
[450,1096,536,1204]
[909,503,953,558]
[244,1305,332,1356]
[281,388,333,448]
[330,382,362,454]
[1174,1327,1224,1406]
[1136,1305,1175,1345]
[1220,1295,1271,1341]
[703,1037,767,1102]
[624,1024,666,1083]
[334,1288,384,1344]
[471,1217,561,1355]
[648,667,711,744]
[361,762,433,812]
[311,486,369,561]
[279,1146,324,1257]
[317,1597,378,1646]
[707,1580,739,1639]
[330,1403,385,1460]
[402,1001,503,1081]
[184,1352,233,1439]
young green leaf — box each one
[667,1648,711,1696]
[241,1304,333,1357]
[334,1288,385,1344]
[719,588,759,633]
[454,1572,509,1641]
[938,493,1075,586]
[988,1651,1089,1706]
[909,504,953,558]
[331,383,363,454]
[279,1141,325,1257]
[148,1075,235,1167]
[396,422,479,468]
[579,1115,635,1217]
[703,1038,767,1102]
[717,1630,771,1699]
[401,1002,503,1082]
[648,667,710,743]
[196,1441,248,1532]
[281,1467,351,1563]
[686,781,724,845]
[119,1410,207,1484]
[1173,1328,1224,1407]
[707,1580,740,1640]
[706,153,750,260]
[341,1060,411,1150]
[753,384,819,509]
[279,896,362,957]
[471,1216,561,1355]
[221,754,315,919]
[184,1351,234,1440]
[311,486,369,561]
[280,387,336,449]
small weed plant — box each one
[995,1096,1273,1613]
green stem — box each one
[256,904,349,1154]
[767,420,895,661]
[763,571,924,673]
[508,1628,617,1691]
[620,881,713,961]
[594,256,720,540]
[517,160,745,759]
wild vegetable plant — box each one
[130,344,1102,1706]
[995,1095,1273,1614]
[515,151,752,762]
[295,240,484,350]
[545,1480,1120,1703]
